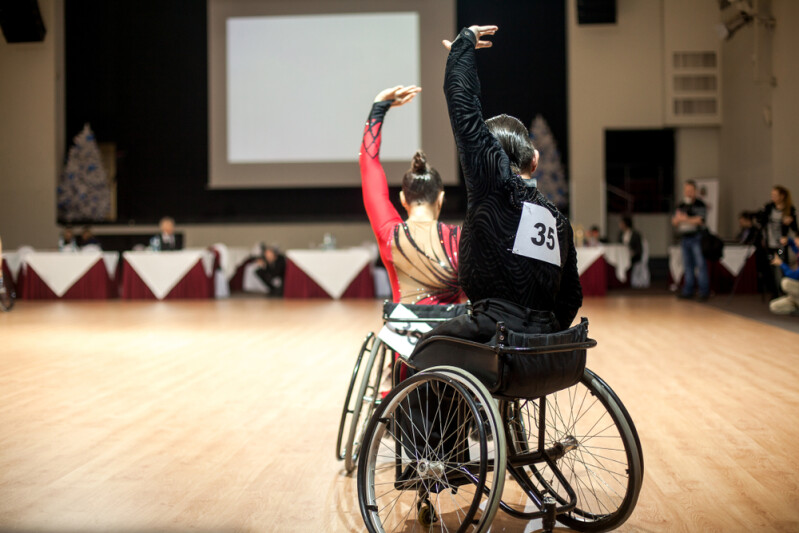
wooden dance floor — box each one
[1,297,798,532]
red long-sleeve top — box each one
[359,101,463,305]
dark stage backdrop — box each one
[64,0,567,224]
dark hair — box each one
[485,114,535,175]
[685,179,697,189]
[402,151,443,205]
[621,216,633,229]
[773,185,793,216]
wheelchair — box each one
[336,302,466,473]
[354,305,644,532]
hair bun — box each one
[411,151,428,174]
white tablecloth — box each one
[576,247,605,277]
[22,251,119,297]
[576,245,631,282]
[123,249,215,300]
[668,244,755,282]
[286,248,373,299]
[210,244,253,281]
[601,244,632,283]
[2,250,25,282]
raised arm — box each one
[359,86,421,243]
[443,26,505,197]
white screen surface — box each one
[226,13,420,164]
[208,0,456,189]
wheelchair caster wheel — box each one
[542,495,557,533]
[417,499,437,527]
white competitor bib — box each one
[512,202,561,266]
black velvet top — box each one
[444,28,582,329]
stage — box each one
[1,297,798,532]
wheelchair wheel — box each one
[506,368,643,532]
[336,332,374,462]
[0,285,14,312]
[358,370,506,533]
[343,336,389,472]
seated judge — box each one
[150,217,181,251]
[254,245,286,297]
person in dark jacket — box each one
[618,216,643,265]
[423,24,582,344]
[254,245,286,297]
[150,217,181,251]
[672,180,709,300]
[756,185,798,297]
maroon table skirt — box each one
[22,260,116,300]
[283,259,374,299]
[579,256,608,297]
[229,258,257,292]
[121,260,212,300]
[2,259,17,295]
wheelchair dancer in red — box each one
[359,85,464,305]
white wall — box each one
[770,0,799,197]
[567,0,665,238]
[0,0,62,249]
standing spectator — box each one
[254,245,286,297]
[150,217,181,251]
[768,237,799,315]
[757,186,798,297]
[672,180,709,300]
[619,216,649,288]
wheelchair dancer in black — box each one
[424,24,582,366]
[357,25,641,533]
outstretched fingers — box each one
[391,85,422,107]
[442,25,498,50]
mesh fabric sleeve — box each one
[359,101,403,245]
[444,28,508,200]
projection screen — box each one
[208,0,456,189]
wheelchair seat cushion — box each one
[409,318,589,399]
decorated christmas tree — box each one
[57,124,111,222]
[529,114,568,209]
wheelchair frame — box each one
[346,305,643,532]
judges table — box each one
[18,251,119,299]
[284,248,374,299]
[576,244,631,297]
[669,244,757,293]
[121,249,215,300]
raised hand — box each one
[442,25,498,50]
[374,85,422,107]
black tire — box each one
[506,368,643,532]
[344,338,388,472]
[336,333,374,462]
[357,370,506,533]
